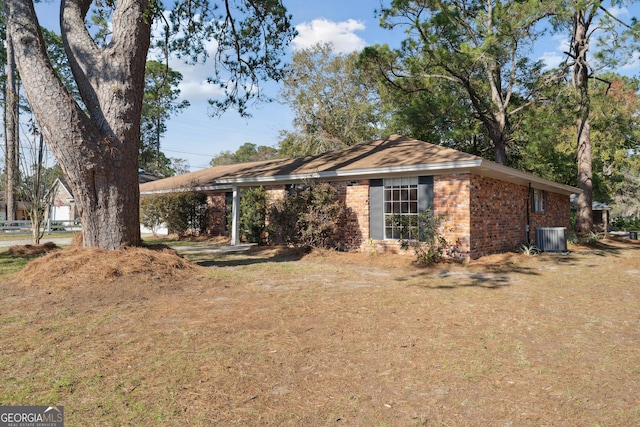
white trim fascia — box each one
[477,160,581,195]
[212,160,484,185]
[141,184,235,195]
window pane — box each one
[383,177,421,239]
[385,215,397,228]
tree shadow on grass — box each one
[571,237,640,257]
[402,269,520,290]
[189,246,310,267]
[395,254,546,290]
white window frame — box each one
[532,188,546,213]
[383,177,419,240]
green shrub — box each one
[239,187,269,243]
[612,216,640,231]
[298,182,345,248]
[397,209,447,265]
[140,196,166,235]
[270,182,345,249]
[140,191,209,237]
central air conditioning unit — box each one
[535,227,567,252]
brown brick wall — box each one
[332,181,369,250]
[202,175,571,259]
[360,174,474,256]
[364,174,570,259]
[434,174,472,258]
[469,175,571,259]
[469,176,529,258]
[529,191,571,245]
[206,192,228,236]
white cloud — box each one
[292,18,367,54]
[620,51,640,73]
[538,35,569,70]
[607,5,628,18]
[149,13,226,102]
[539,51,564,70]
[172,40,226,101]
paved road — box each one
[0,237,73,247]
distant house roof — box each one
[52,171,161,201]
[570,194,611,211]
[140,135,581,196]
[138,170,161,184]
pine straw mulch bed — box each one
[1,237,640,426]
[15,244,201,288]
[4,241,60,256]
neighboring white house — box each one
[49,177,78,222]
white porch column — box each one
[230,186,241,246]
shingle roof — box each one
[140,135,580,195]
[570,194,610,210]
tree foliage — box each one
[210,142,278,166]
[278,43,383,157]
[269,182,345,249]
[362,0,550,165]
[513,73,640,215]
[140,191,209,237]
[239,186,268,243]
[544,0,640,232]
[370,56,495,159]
[140,60,190,177]
[162,0,297,116]
[5,0,296,250]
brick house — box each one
[140,135,579,259]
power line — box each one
[163,148,214,158]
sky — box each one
[33,1,640,172]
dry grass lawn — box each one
[1,237,640,426]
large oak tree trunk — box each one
[5,0,151,249]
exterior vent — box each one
[535,227,567,252]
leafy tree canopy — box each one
[210,142,278,166]
[278,43,383,157]
[361,0,551,164]
[140,60,190,177]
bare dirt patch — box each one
[1,238,640,426]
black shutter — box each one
[369,179,384,240]
[418,176,434,211]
